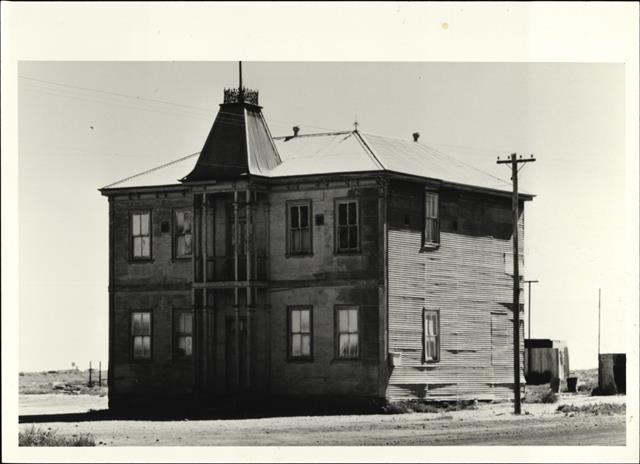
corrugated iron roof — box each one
[101,152,199,189]
[101,130,522,196]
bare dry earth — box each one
[19,393,626,446]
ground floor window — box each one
[336,306,359,358]
[174,310,193,358]
[288,306,312,360]
[131,311,151,360]
[424,309,440,362]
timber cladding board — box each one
[386,181,526,401]
[269,285,380,396]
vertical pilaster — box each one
[233,190,240,390]
[245,189,252,391]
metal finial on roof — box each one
[354,120,359,132]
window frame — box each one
[286,200,313,257]
[423,308,440,364]
[334,305,360,360]
[423,190,440,249]
[286,306,313,362]
[172,309,194,361]
[334,197,361,254]
[130,310,153,362]
[130,210,153,261]
[173,207,194,260]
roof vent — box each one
[293,126,300,137]
[412,132,420,142]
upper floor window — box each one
[336,306,359,359]
[174,209,193,258]
[288,306,312,361]
[336,199,359,252]
[131,311,152,360]
[131,212,151,259]
[424,191,439,247]
[424,309,440,363]
[288,202,311,255]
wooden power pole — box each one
[497,153,536,414]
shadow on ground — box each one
[19,400,385,423]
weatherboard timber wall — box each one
[109,191,195,403]
[386,180,526,402]
[266,181,382,397]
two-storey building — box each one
[100,82,532,411]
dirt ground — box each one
[18,392,626,446]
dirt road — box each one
[19,393,626,446]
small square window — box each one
[161,221,170,234]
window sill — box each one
[334,250,361,256]
[129,258,154,264]
[286,253,314,259]
[286,358,314,363]
[421,243,440,252]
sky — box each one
[15,60,630,372]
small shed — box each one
[524,339,569,385]
[598,353,626,395]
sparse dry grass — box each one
[382,399,479,414]
[19,425,95,447]
[524,385,558,403]
[556,403,625,416]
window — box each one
[131,212,151,259]
[336,306,359,359]
[423,309,440,362]
[174,310,193,358]
[336,199,359,252]
[131,311,151,360]
[288,202,311,255]
[174,209,193,258]
[288,307,312,360]
[424,191,439,246]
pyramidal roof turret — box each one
[181,62,281,182]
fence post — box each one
[89,361,93,387]
[98,361,102,386]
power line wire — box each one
[19,75,215,113]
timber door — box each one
[225,317,247,392]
